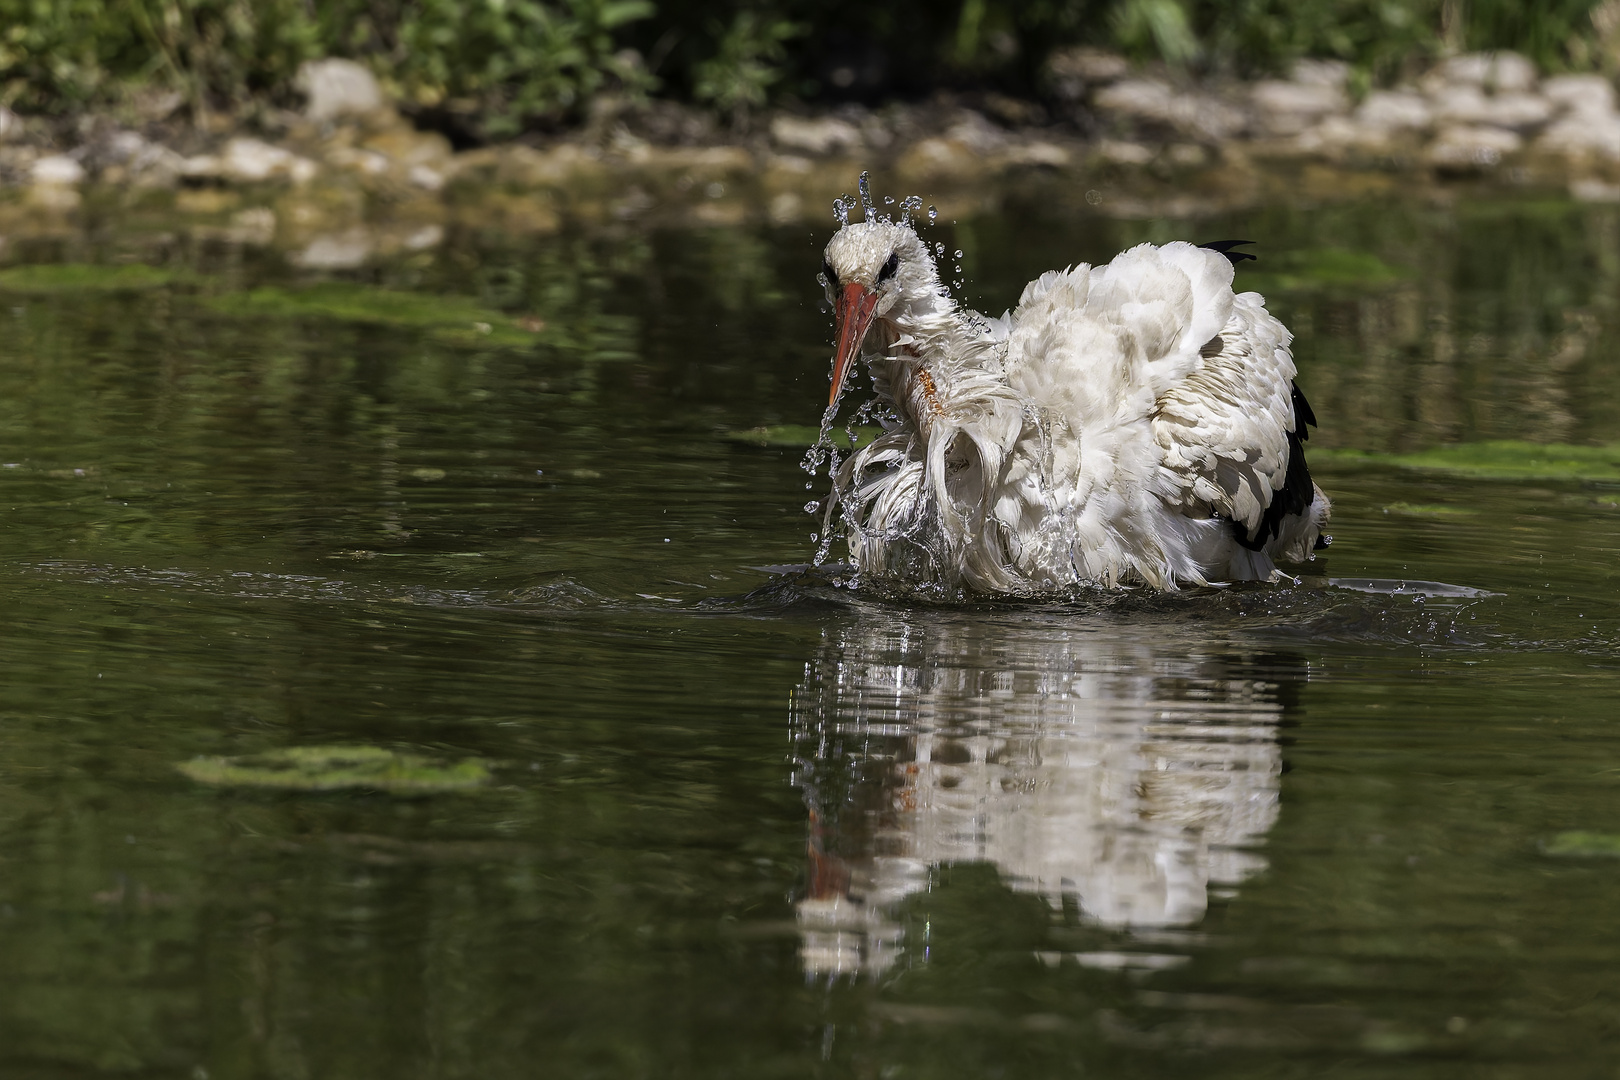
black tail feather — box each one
[1230,381,1319,551]
[1199,239,1258,265]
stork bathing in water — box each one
[813,184,1330,594]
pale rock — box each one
[1429,84,1490,124]
[221,138,317,184]
[1355,90,1432,131]
[944,111,1007,153]
[765,152,813,174]
[1477,92,1554,130]
[181,155,222,180]
[894,138,984,183]
[363,129,453,169]
[770,115,862,156]
[408,164,444,192]
[1251,79,1348,136]
[768,191,804,224]
[1427,124,1522,169]
[128,143,185,188]
[1047,47,1130,101]
[1093,79,1246,140]
[403,224,444,251]
[455,143,601,189]
[1427,85,1550,130]
[1093,78,1175,121]
[1537,114,1620,160]
[296,58,386,122]
[1165,143,1207,167]
[1542,74,1617,118]
[328,147,391,176]
[104,131,148,161]
[31,155,85,185]
[1094,139,1154,166]
[1289,59,1351,88]
[227,207,277,245]
[290,229,373,269]
[1431,51,1538,93]
[1295,115,1393,154]
[996,141,1071,168]
[1571,178,1620,202]
[859,116,894,150]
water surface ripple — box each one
[1,201,1619,1077]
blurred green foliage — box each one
[0,0,1616,130]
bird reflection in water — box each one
[790,614,1296,977]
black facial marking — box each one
[877,251,900,282]
[822,257,839,286]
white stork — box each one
[812,185,1331,593]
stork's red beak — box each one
[829,282,879,408]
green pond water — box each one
[2,196,1620,1078]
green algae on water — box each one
[1543,831,1620,857]
[177,745,491,793]
[725,425,883,449]
[1382,502,1479,518]
[0,263,185,293]
[206,283,542,346]
[1240,248,1408,294]
[1316,441,1620,482]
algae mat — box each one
[178,745,491,793]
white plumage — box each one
[815,207,1330,594]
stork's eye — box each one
[877,252,900,282]
[821,258,839,286]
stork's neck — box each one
[867,271,994,429]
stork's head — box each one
[820,221,936,407]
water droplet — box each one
[935,242,946,255]
[1085,189,1103,206]
[809,532,818,544]
[883,195,894,205]
[804,501,819,513]
[927,205,938,221]
[954,250,964,259]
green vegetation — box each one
[1,1,1617,132]
[0,263,186,293]
[177,745,492,793]
[206,283,544,346]
[1316,441,1620,482]
[1544,830,1620,856]
[1381,502,1479,518]
[724,424,884,449]
[1239,248,1410,295]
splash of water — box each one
[833,196,851,227]
[899,195,924,226]
[802,387,849,566]
[858,172,876,222]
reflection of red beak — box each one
[829,282,879,408]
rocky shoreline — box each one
[3,51,1620,262]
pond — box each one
[1,194,1619,1077]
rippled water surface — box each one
[4,198,1620,1077]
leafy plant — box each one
[691,10,801,122]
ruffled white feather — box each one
[821,227,1330,594]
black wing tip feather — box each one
[1230,381,1320,551]
[1199,239,1258,265]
